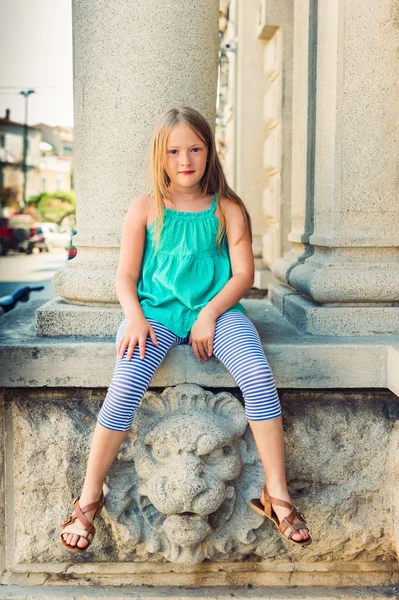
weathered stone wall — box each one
[2,384,399,582]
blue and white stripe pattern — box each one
[97,311,281,431]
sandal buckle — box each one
[297,511,307,524]
[61,514,73,526]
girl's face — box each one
[164,123,208,189]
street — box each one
[0,248,70,300]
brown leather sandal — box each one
[60,491,105,553]
[250,484,312,547]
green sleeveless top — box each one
[136,192,246,338]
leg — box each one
[63,317,185,548]
[212,311,309,542]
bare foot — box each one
[61,490,103,550]
[260,487,309,542]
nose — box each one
[180,152,192,166]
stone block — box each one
[35,297,124,337]
[269,284,399,336]
[3,384,399,582]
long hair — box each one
[147,106,252,254]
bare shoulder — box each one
[125,192,152,227]
[218,196,246,226]
[218,196,250,246]
[117,193,151,281]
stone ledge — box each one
[0,299,398,393]
[0,584,398,599]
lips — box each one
[180,170,194,174]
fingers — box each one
[117,335,138,361]
[197,341,208,360]
[192,341,200,362]
[117,326,159,361]
[192,339,213,361]
[117,338,128,359]
[126,340,137,361]
[149,326,159,348]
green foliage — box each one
[26,191,76,224]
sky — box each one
[0,0,74,127]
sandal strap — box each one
[60,491,105,531]
[79,490,105,516]
[73,498,92,531]
[60,524,95,543]
[278,507,309,540]
[263,485,309,540]
[263,485,293,510]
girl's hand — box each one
[117,316,158,361]
[188,312,216,362]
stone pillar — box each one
[270,0,399,335]
[234,0,294,289]
[35,0,220,335]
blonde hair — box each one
[147,106,252,255]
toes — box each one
[292,528,308,541]
[77,537,88,548]
[63,532,88,548]
[300,528,309,538]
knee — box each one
[238,363,275,394]
[97,399,138,432]
[97,385,142,431]
[96,418,131,433]
[244,393,282,421]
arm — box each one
[201,198,254,320]
[115,193,149,321]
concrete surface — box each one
[1,298,398,393]
[0,584,398,599]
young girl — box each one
[60,106,312,552]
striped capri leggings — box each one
[97,311,282,431]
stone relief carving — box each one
[102,384,269,564]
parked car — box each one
[0,217,17,255]
[68,230,77,260]
[37,222,72,250]
[19,224,48,254]
[0,214,35,254]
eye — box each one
[168,149,178,154]
[153,445,171,459]
[202,446,233,462]
[204,448,223,461]
[145,443,170,459]
[191,147,201,153]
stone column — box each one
[234,0,294,289]
[36,0,219,335]
[270,0,399,335]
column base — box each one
[35,297,124,337]
[269,283,399,336]
[254,266,280,290]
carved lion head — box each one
[102,384,266,564]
